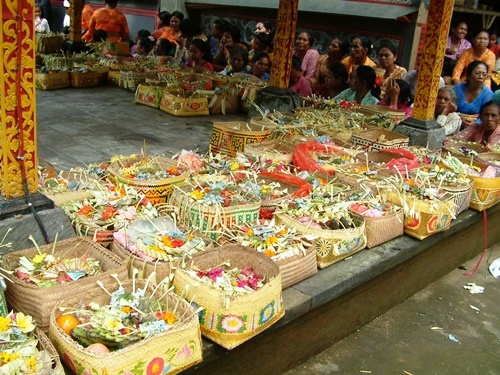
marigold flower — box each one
[266,236,278,246]
[0,316,12,332]
[102,206,117,221]
[78,205,93,216]
[190,190,205,200]
[121,306,133,314]
[32,253,47,264]
[264,249,276,257]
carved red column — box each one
[269,0,299,88]
[0,0,37,198]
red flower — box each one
[340,100,352,108]
[375,76,383,87]
[101,206,117,221]
[146,357,165,375]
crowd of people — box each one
[34,2,500,147]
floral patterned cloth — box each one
[378,65,408,98]
[454,123,500,146]
[293,48,320,79]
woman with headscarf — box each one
[83,0,129,43]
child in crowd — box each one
[35,3,50,33]
[183,39,214,71]
[378,79,413,118]
[221,47,251,76]
[153,38,176,65]
[289,55,312,97]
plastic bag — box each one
[293,141,342,175]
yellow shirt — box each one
[452,48,496,87]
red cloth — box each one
[183,60,215,72]
[81,4,94,31]
[159,27,181,44]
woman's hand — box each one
[441,101,457,116]
[387,80,400,106]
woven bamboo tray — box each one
[209,121,272,157]
[385,191,455,240]
[444,140,487,156]
[170,186,261,242]
[3,237,127,329]
[349,203,404,248]
[477,152,500,168]
[49,279,202,375]
[275,245,318,289]
[276,213,366,269]
[351,128,409,151]
[335,163,397,194]
[36,71,70,90]
[173,245,284,350]
[249,113,309,140]
[355,150,405,166]
[135,84,163,108]
[107,156,189,204]
[36,328,65,375]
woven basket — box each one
[36,34,63,54]
[351,128,409,151]
[355,105,406,130]
[253,176,302,220]
[135,84,163,108]
[355,150,405,165]
[467,174,500,211]
[349,203,404,248]
[69,71,100,88]
[3,237,127,329]
[159,90,210,117]
[36,328,65,375]
[107,70,121,86]
[107,156,189,204]
[275,245,318,289]
[439,181,474,216]
[42,170,98,206]
[244,140,295,165]
[209,121,272,157]
[385,191,455,240]
[276,213,366,269]
[444,140,487,156]
[208,94,240,115]
[173,245,284,350]
[178,73,214,91]
[249,114,309,140]
[477,152,500,168]
[36,71,70,90]
[49,280,203,375]
[170,186,261,242]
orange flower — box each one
[78,205,93,216]
[102,206,117,220]
[264,249,276,257]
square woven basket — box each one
[351,128,409,151]
[209,121,272,157]
[3,237,127,329]
[49,279,203,375]
[159,90,209,117]
[173,245,284,350]
[36,71,70,90]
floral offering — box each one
[15,251,101,288]
[349,199,399,218]
[114,155,183,181]
[233,219,315,261]
[0,312,53,374]
[185,179,255,207]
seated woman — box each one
[333,65,380,105]
[378,79,413,118]
[248,52,271,80]
[311,36,349,96]
[454,61,494,126]
[442,20,471,77]
[293,31,320,80]
[322,61,348,99]
[183,39,214,71]
[341,35,376,80]
[221,47,251,76]
[453,101,500,146]
[152,11,171,41]
[376,41,407,98]
[130,30,152,56]
[249,32,274,70]
[159,11,184,45]
[289,55,312,97]
[452,29,496,88]
[435,86,462,136]
[83,0,129,43]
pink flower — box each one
[146,357,164,375]
[207,268,223,281]
[175,343,193,360]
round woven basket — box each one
[107,156,189,204]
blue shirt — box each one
[454,83,494,115]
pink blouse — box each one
[294,48,320,79]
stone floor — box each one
[35,85,500,374]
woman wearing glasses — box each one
[454,61,494,127]
[452,29,496,87]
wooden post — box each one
[412,0,454,121]
[70,0,83,42]
[269,0,299,88]
[0,0,37,198]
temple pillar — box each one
[1,0,38,199]
[251,0,300,117]
[394,0,454,148]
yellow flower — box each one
[13,312,35,333]
[190,190,205,200]
[32,253,47,264]
[0,352,21,364]
[229,161,240,171]
[121,306,132,314]
[266,236,278,246]
[26,356,38,373]
[162,311,177,325]
[246,228,254,236]
[0,316,11,332]
[103,317,124,332]
[264,249,276,257]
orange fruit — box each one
[56,314,79,335]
